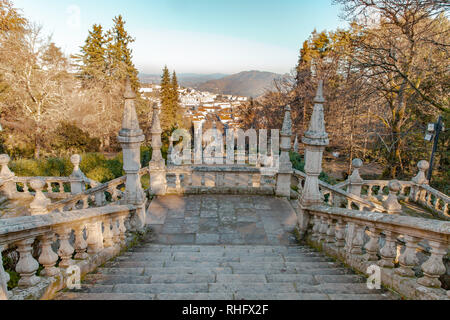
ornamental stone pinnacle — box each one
[302,80,329,147]
[119,78,144,139]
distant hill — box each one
[139,73,228,87]
[194,71,283,98]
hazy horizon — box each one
[14,0,347,75]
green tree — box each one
[73,24,107,86]
[171,71,182,127]
[160,65,174,132]
[106,15,140,90]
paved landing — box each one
[55,245,399,300]
[146,195,299,245]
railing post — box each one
[293,134,299,153]
[118,79,147,230]
[411,160,429,202]
[348,159,363,196]
[417,241,447,288]
[383,180,402,214]
[69,154,85,195]
[29,179,51,215]
[0,245,9,300]
[149,103,167,196]
[0,154,17,198]
[298,81,330,237]
[276,105,293,198]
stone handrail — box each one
[293,170,385,212]
[303,205,450,300]
[164,165,277,195]
[10,176,77,200]
[0,204,136,300]
[413,184,450,218]
[45,167,149,213]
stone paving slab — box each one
[147,195,298,245]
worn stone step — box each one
[216,274,267,283]
[104,261,165,268]
[84,274,152,285]
[266,274,318,285]
[314,275,366,284]
[155,293,233,300]
[327,293,399,300]
[307,283,388,295]
[111,283,209,294]
[235,293,330,300]
[97,267,233,276]
[209,282,297,293]
[55,292,156,300]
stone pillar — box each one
[149,103,167,196]
[29,179,51,215]
[383,180,402,214]
[348,158,363,196]
[276,105,293,198]
[411,160,429,202]
[69,154,85,195]
[118,79,147,230]
[0,154,16,198]
[297,81,329,237]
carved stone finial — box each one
[314,80,325,103]
[29,178,51,215]
[293,135,299,153]
[119,79,143,138]
[281,105,292,137]
[412,160,429,185]
[124,77,136,100]
[303,80,329,146]
[0,154,14,179]
[383,180,402,215]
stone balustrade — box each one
[164,166,277,195]
[293,170,385,213]
[335,159,449,219]
[0,154,99,202]
[303,205,450,300]
[0,204,136,300]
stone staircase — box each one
[55,244,399,300]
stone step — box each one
[155,293,233,300]
[84,274,217,285]
[208,282,297,293]
[55,292,157,300]
[97,267,233,276]
[111,283,210,294]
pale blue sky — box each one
[14,0,347,74]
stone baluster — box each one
[379,231,398,268]
[73,224,88,260]
[334,219,346,249]
[410,160,429,202]
[417,241,447,288]
[29,179,51,215]
[59,182,65,194]
[87,222,103,254]
[38,233,59,277]
[46,181,53,193]
[348,159,364,196]
[350,224,365,255]
[364,227,380,261]
[310,215,321,241]
[70,154,86,195]
[112,217,121,245]
[276,105,293,198]
[383,180,402,214]
[1,245,10,300]
[15,238,40,288]
[57,227,74,268]
[367,185,373,198]
[318,216,328,243]
[325,218,336,244]
[395,235,420,277]
[149,103,167,196]
[0,154,17,198]
[103,218,114,248]
[118,215,127,241]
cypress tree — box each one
[171,71,182,127]
[160,65,174,131]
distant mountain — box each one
[194,71,282,98]
[139,73,228,87]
